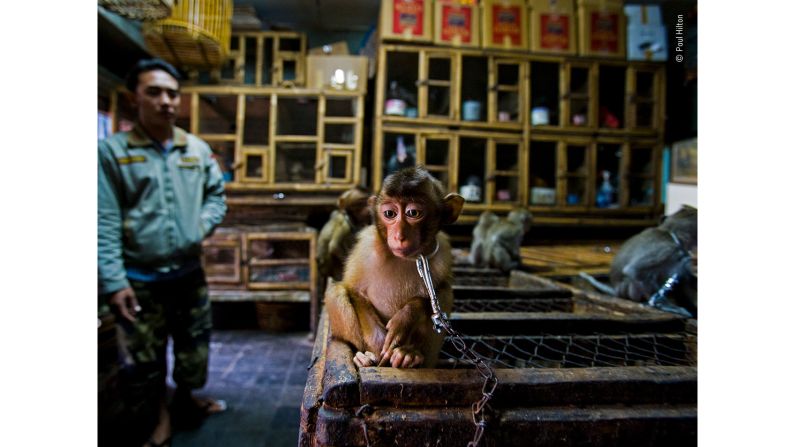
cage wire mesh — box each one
[453,275,510,287]
[439,333,695,369]
[453,298,573,313]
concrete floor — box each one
[169,330,314,447]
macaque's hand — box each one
[108,287,140,322]
[379,346,424,368]
[381,302,421,360]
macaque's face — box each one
[378,198,428,259]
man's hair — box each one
[125,58,182,93]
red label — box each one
[491,5,522,45]
[540,13,570,50]
[392,0,425,36]
[441,5,472,43]
[590,11,619,53]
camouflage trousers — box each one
[116,268,212,394]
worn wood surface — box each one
[299,309,329,447]
[320,340,360,408]
[360,366,695,407]
[520,243,618,272]
[301,265,697,446]
[315,404,696,447]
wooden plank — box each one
[299,311,330,447]
[498,406,696,447]
[359,366,696,407]
[315,405,696,447]
[321,340,360,408]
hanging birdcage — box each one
[142,0,232,69]
[98,0,174,21]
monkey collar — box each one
[646,231,694,318]
[405,240,440,262]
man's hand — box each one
[108,287,140,322]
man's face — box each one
[134,69,180,128]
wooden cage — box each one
[299,271,696,446]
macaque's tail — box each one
[578,272,616,295]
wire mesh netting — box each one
[439,333,695,369]
[453,298,573,313]
[453,275,510,287]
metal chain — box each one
[416,255,498,447]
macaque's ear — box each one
[367,195,378,209]
[337,194,347,210]
[442,193,465,224]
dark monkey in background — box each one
[469,209,532,272]
[325,167,464,368]
[581,205,697,316]
[316,186,372,282]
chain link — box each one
[417,255,498,447]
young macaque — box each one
[316,186,372,282]
[469,209,532,272]
[325,167,464,368]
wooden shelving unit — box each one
[202,225,319,332]
[373,42,666,226]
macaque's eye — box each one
[405,208,423,219]
[383,209,397,219]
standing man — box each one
[98,59,227,447]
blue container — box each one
[462,100,482,121]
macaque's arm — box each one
[326,282,386,355]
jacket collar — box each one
[127,124,188,150]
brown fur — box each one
[316,187,372,281]
[469,208,532,272]
[325,167,464,368]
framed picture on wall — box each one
[671,138,697,184]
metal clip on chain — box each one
[416,255,498,447]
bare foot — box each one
[190,395,227,415]
[171,389,227,429]
[142,400,171,447]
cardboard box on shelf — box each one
[434,0,481,47]
[307,55,369,93]
[482,0,528,50]
[380,0,433,42]
[627,23,667,61]
[577,0,626,58]
[529,0,577,55]
[624,4,662,26]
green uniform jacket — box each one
[98,125,227,295]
